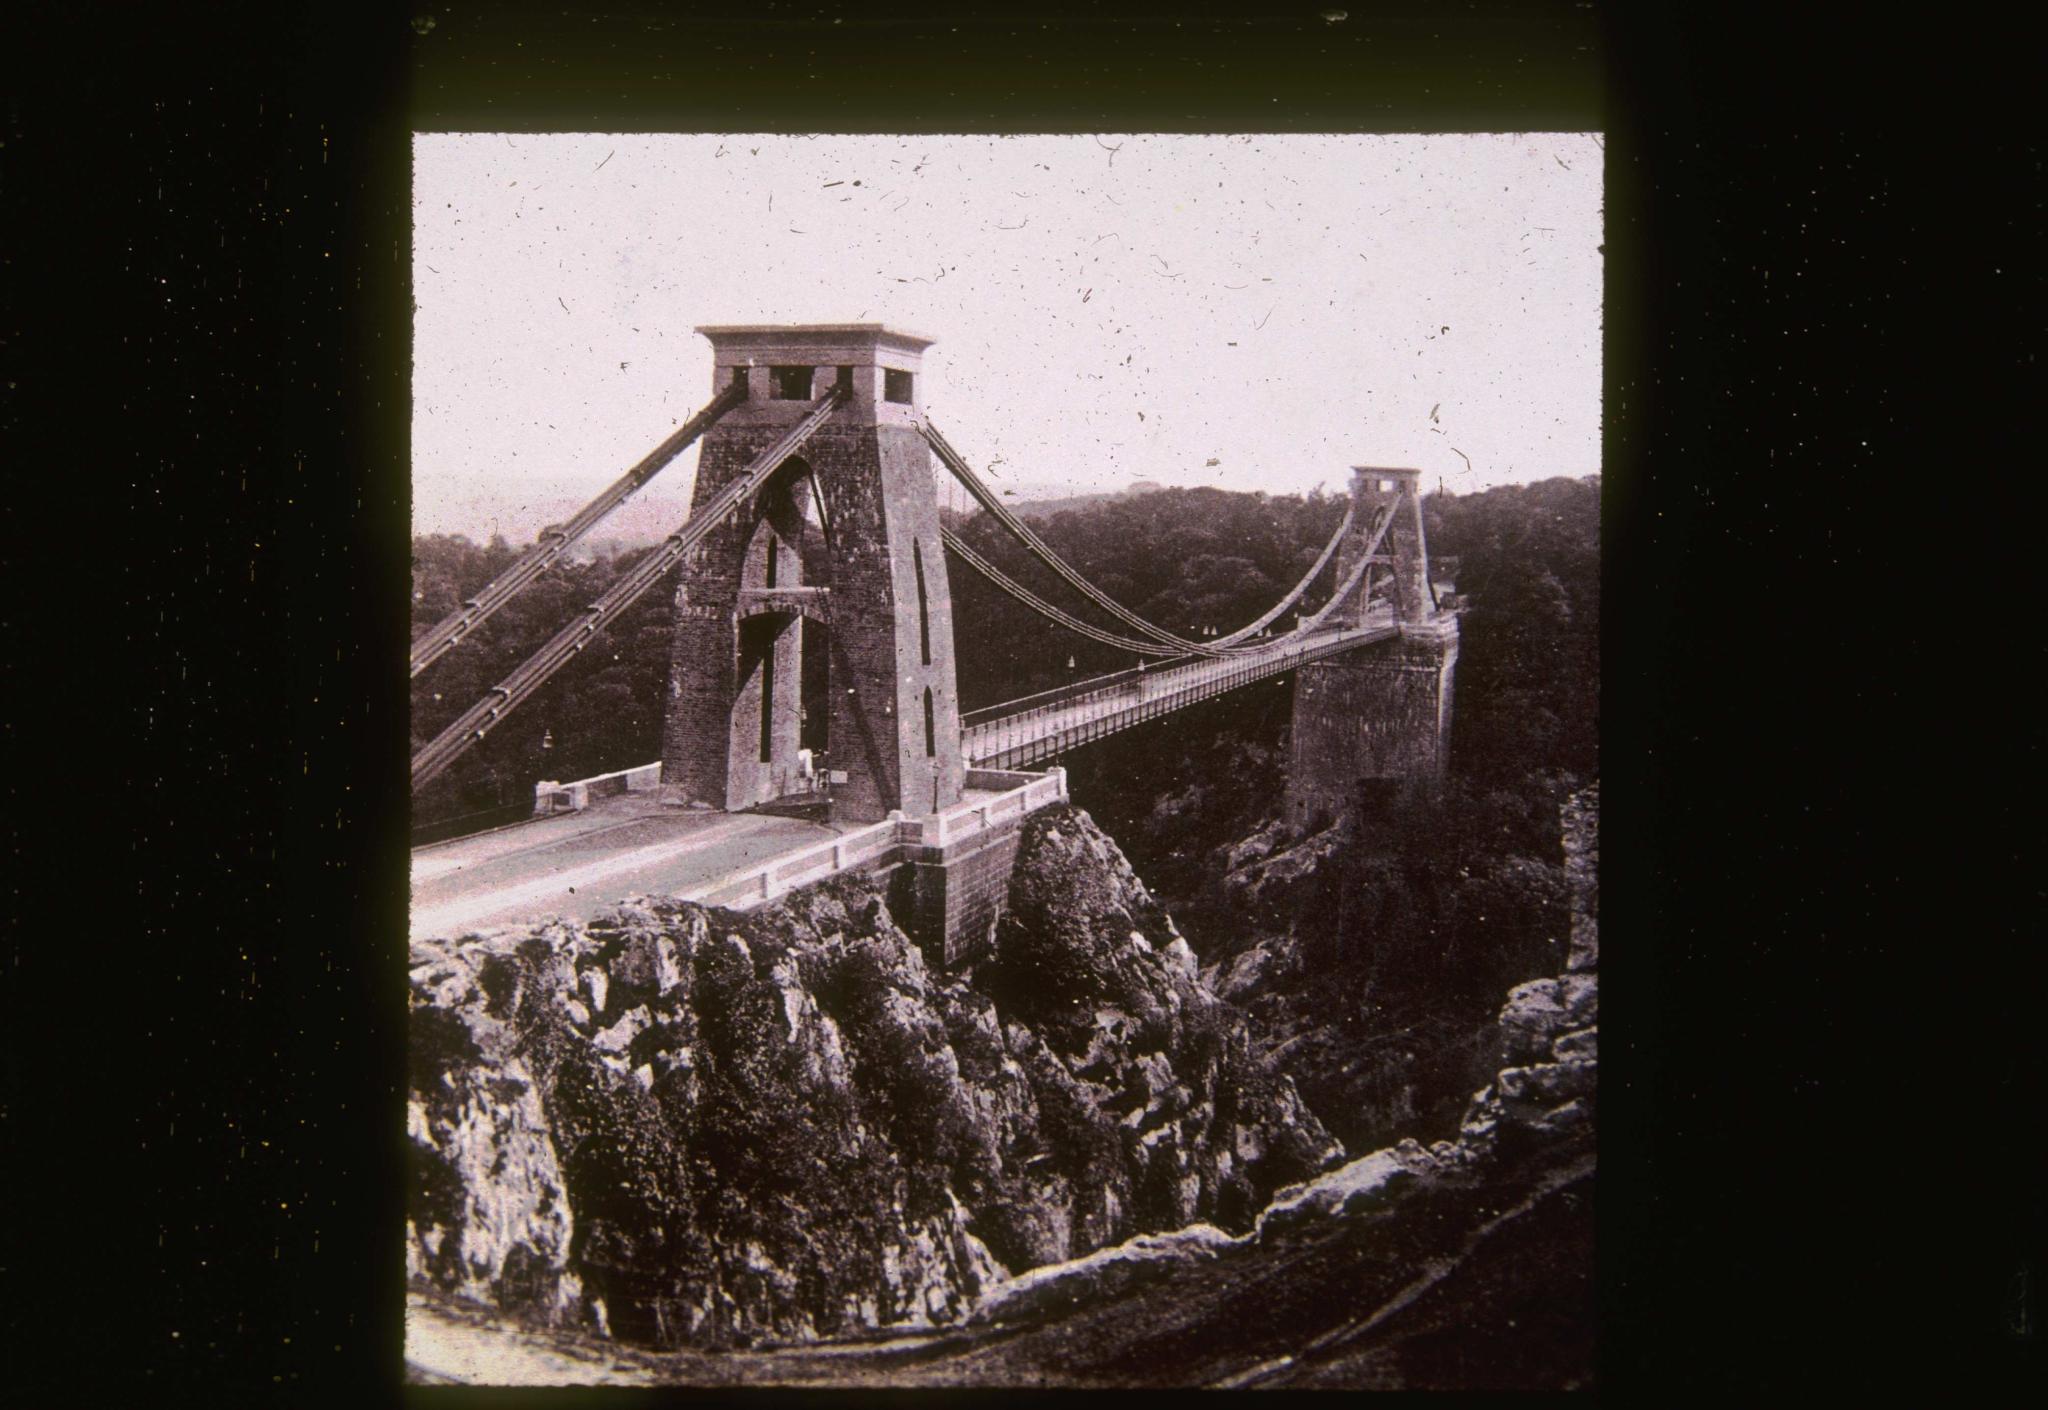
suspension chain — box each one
[411,389,847,792]
[410,377,750,679]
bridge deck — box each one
[965,615,1399,768]
[409,796,844,938]
[409,786,1018,939]
[413,617,1402,936]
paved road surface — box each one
[410,795,841,938]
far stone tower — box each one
[1285,466,1460,829]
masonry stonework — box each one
[1287,466,1460,829]
[650,329,1460,951]
[1287,626,1460,829]
[893,823,1028,970]
[661,326,967,823]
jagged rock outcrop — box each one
[1445,782,1599,1161]
[1211,818,1347,921]
[1186,778,1583,1156]
[407,805,1338,1350]
[964,783,1601,1326]
[973,806,1341,1257]
[406,1002,580,1320]
[1562,783,1598,974]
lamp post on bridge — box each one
[534,727,555,807]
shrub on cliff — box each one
[407,812,1340,1350]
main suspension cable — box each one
[922,421,1232,655]
[1210,502,1355,646]
[940,529,1187,657]
[944,497,1394,660]
[410,388,847,792]
[1292,503,1397,635]
[410,377,749,679]
[923,420,1366,657]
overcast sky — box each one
[413,132,1601,540]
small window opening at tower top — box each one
[770,366,814,400]
[884,368,914,404]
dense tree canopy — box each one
[1427,475,1600,783]
[409,474,1598,837]
[944,486,1349,711]
[409,534,677,833]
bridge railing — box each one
[921,767,1068,848]
[677,766,1069,911]
[959,655,1205,726]
[962,619,1399,767]
[962,639,1289,761]
[680,814,908,909]
[533,761,663,815]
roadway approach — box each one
[408,784,1014,940]
[408,796,837,939]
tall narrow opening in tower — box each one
[913,539,932,666]
[800,621,829,755]
[758,639,776,762]
[734,613,788,782]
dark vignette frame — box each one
[7,1,2038,1404]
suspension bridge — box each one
[410,325,1458,962]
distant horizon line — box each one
[411,468,1602,544]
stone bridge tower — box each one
[1286,466,1460,830]
[660,325,966,824]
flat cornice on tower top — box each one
[695,323,937,354]
[1350,465,1423,478]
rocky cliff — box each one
[952,783,1601,1383]
[404,784,1601,1389]
[1191,781,1579,1157]
[406,804,1340,1350]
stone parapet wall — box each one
[533,761,664,815]
[677,767,1069,965]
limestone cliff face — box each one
[1453,781,1599,1157]
[406,805,1339,1350]
[971,806,1341,1260]
[1193,785,1581,1157]
[965,784,1601,1335]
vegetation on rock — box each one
[1035,475,1600,1156]
[407,810,1338,1350]
[406,471,1600,1360]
